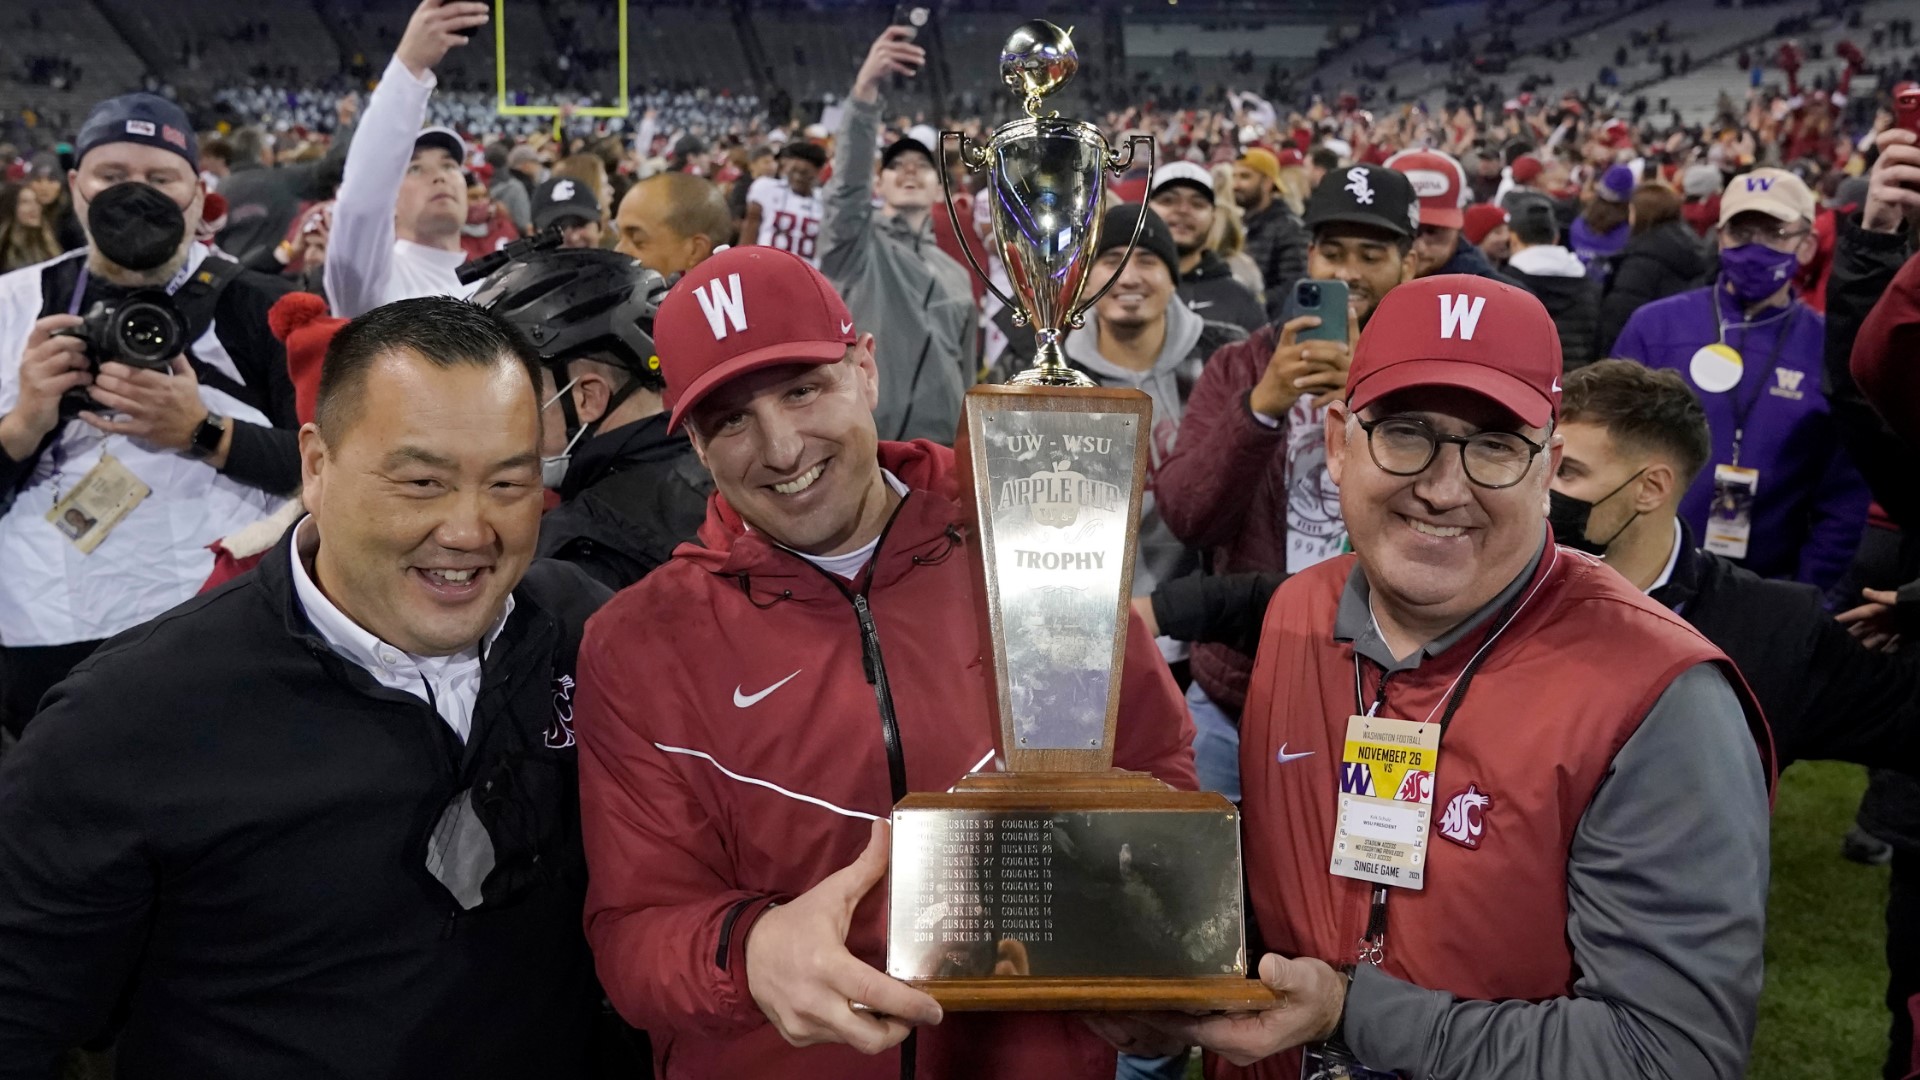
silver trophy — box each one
[938,21,1154,387]
[888,21,1271,1014]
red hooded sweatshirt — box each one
[574,439,1196,1079]
[1851,248,1920,446]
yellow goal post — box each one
[493,0,630,117]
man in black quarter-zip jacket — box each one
[0,296,619,1079]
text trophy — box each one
[886,20,1275,1011]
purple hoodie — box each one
[1612,283,1869,591]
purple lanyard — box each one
[66,267,88,316]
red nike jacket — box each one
[575,439,1197,1079]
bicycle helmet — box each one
[473,247,670,392]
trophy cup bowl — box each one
[939,24,1152,389]
[894,20,1275,1013]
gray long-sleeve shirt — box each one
[818,97,976,445]
[1333,544,1770,1080]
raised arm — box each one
[818,28,924,278]
[324,0,485,317]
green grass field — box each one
[1179,761,1890,1080]
[1754,761,1890,1080]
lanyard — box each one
[1344,560,1546,965]
[1712,291,1795,467]
[68,260,198,314]
[66,267,89,315]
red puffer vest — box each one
[1220,546,1771,1079]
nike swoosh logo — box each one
[1188,300,1214,310]
[840,320,854,334]
[734,670,802,708]
[1551,377,1561,393]
[1276,744,1316,764]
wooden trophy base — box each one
[887,771,1279,1011]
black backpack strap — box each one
[172,258,252,402]
[36,254,85,320]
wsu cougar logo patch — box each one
[546,674,577,749]
[1438,783,1492,849]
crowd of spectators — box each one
[1,2,1919,1078]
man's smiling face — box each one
[687,347,894,557]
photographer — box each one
[0,93,299,741]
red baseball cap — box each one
[1462,203,1509,245]
[1385,148,1467,229]
[1510,154,1544,185]
[1346,275,1562,428]
[656,246,858,432]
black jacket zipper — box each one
[853,592,909,804]
[714,499,918,972]
[787,495,915,806]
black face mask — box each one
[1547,467,1647,556]
[87,181,186,271]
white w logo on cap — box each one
[693,273,749,340]
[1438,294,1486,340]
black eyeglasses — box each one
[1357,416,1546,490]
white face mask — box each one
[540,376,588,489]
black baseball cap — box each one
[1503,191,1560,242]
[533,176,602,230]
[780,141,828,168]
[75,93,198,170]
[880,134,936,172]
[1303,164,1418,239]
[1095,204,1181,285]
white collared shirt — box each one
[1648,517,1685,594]
[290,518,512,742]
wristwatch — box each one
[189,412,229,459]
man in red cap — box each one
[1462,203,1511,267]
[1386,148,1517,286]
[570,245,1194,1080]
[1091,275,1772,1079]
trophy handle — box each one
[1070,134,1158,327]
[938,131,1023,316]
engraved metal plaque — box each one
[977,408,1138,751]
[887,807,1247,980]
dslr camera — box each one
[55,289,188,416]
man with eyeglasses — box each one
[1611,167,1868,591]
[1087,275,1772,1080]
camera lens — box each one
[1300,284,1320,306]
[112,301,183,367]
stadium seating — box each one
[0,3,147,136]
[1642,0,1914,123]
[3,0,1907,149]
